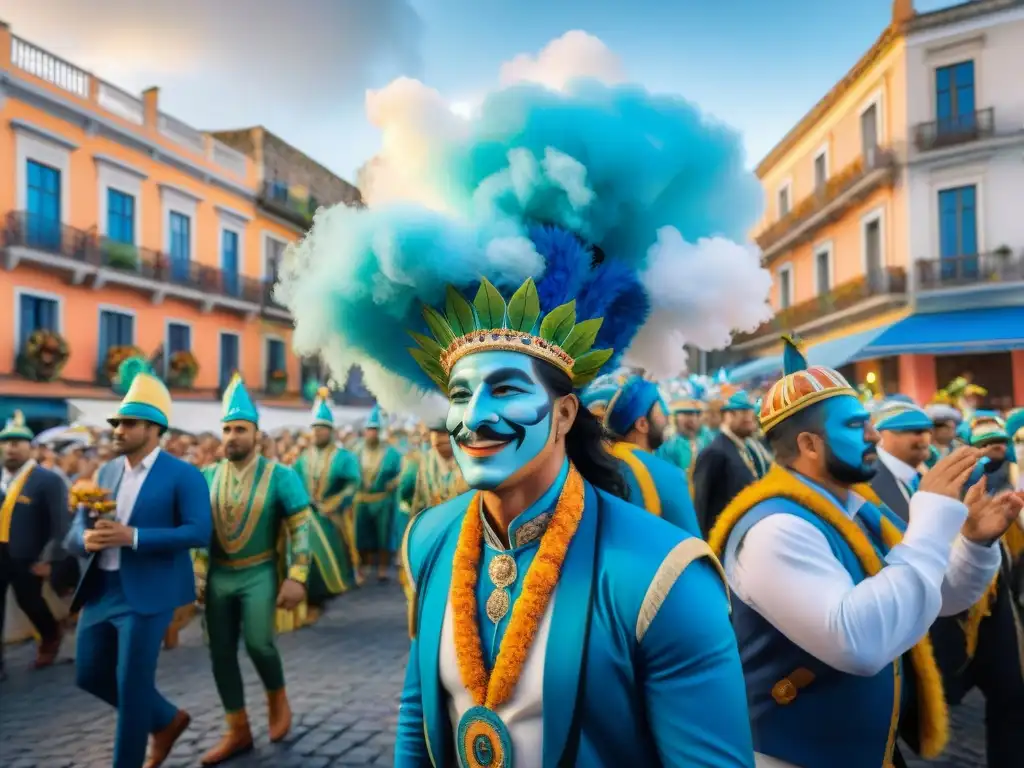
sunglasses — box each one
[108,418,141,429]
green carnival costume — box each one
[293,391,360,602]
[657,398,714,493]
[198,377,311,765]
[353,406,403,576]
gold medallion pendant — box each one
[485,589,511,623]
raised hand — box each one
[962,479,1024,545]
[918,446,980,499]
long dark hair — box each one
[534,361,629,500]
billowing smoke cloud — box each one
[278,31,772,410]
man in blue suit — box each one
[600,374,703,536]
[66,359,212,768]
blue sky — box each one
[4,0,958,180]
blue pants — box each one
[75,571,177,768]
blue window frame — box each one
[266,338,286,383]
[18,294,58,351]
[938,185,978,281]
[98,310,135,371]
[935,60,975,136]
[167,322,191,354]
[26,160,61,250]
[107,189,135,244]
[169,212,191,282]
[221,229,240,297]
[219,333,239,389]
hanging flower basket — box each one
[167,350,200,389]
[16,329,70,382]
[267,369,288,396]
[103,345,145,386]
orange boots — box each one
[201,711,253,766]
[267,688,293,742]
[201,689,291,765]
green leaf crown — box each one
[408,277,614,391]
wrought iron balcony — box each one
[257,180,318,228]
[3,211,285,315]
[916,249,1024,290]
[732,267,907,344]
[756,148,897,261]
[914,108,995,152]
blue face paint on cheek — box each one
[445,351,554,490]
[822,398,874,470]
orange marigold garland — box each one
[450,464,585,709]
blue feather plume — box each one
[781,335,807,376]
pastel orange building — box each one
[723,0,1024,408]
[0,21,371,431]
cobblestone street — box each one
[0,584,987,767]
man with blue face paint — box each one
[599,375,702,535]
[272,67,788,768]
[693,390,772,537]
[708,336,1019,768]
[390,276,751,767]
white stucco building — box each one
[904,0,1024,303]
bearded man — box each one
[708,337,1020,768]
[198,376,310,765]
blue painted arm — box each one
[135,466,213,554]
[641,558,755,767]
[394,638,431,766]
[64,506,88,557]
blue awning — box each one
[857,306,1024,357]
[0,397,68,423]
[728,355,782,384]
[806,326,892,369]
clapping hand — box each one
[918,446,980,498]
[962,477,1024,545]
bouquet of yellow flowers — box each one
[70,481,117,522]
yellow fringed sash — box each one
[608,442,661,517]
[708,464,949,761]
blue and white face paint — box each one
[446,351,555,490]
[821,396,880,483]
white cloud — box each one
[498,30,626,91]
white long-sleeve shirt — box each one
[98,448,158,571]
[724,473,1000,677]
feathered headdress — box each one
[275,63,771,410]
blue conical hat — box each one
[365,404,383,430]
[311,387,334,427]
[222,374,259,425]
[110,357,171,428]
[0,410,34,441]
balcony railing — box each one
[3,211,281,312]
[6,29,248,179]
[257,180,319,228]
[914,108,995,152]
[916,250,1024,290]
[10,34,89,99]
[733,267,907,344]
[756,148,897,258]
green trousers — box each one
[206,562,284,713]
[355,500,394,552]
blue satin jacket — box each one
[66,451,212,615]
[615,443,702,537]
[396,472,753,767]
